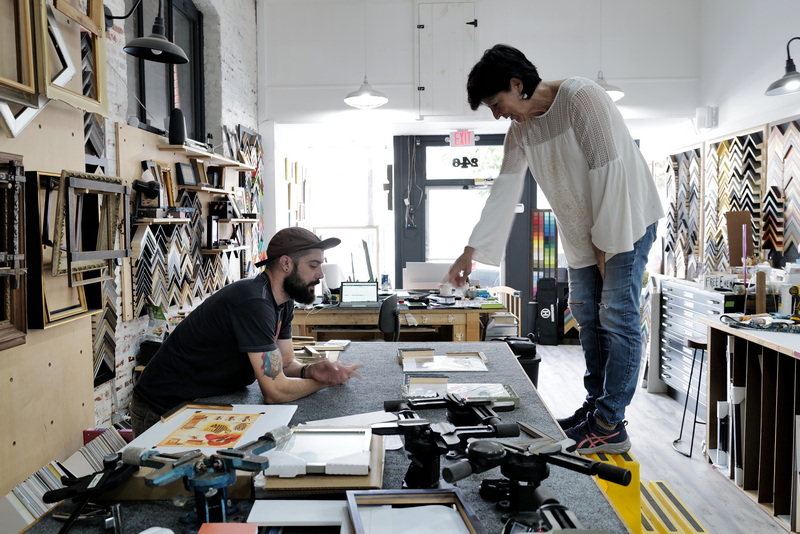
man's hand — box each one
[305,360,363,385]
[448,247,475,287]
[592,244,606,279]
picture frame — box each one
[53,0,104,37]
[190,158,208,186]
[138,161,163,209]
[50,170,130,287]
[265,427,373,475]
[156,161,176,207]
[176,162,197,186]
[33,0,108,117]
[0,0,38,108]
[345,488,487,534]
[24,170,92,329]
[228,193,242,219]
[0,3,77,138]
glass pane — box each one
[425,145,504,181]
[172,7,197,139]
[143,64,169,131]
[425,186,500,287]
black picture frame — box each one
[176,162,197,186]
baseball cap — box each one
[256,227,340,267]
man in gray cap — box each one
[130,227,362,436]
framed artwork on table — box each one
[345,488,486,534]
[176,162,197,186]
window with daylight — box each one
[132,0,204,141]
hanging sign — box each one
[448,130,475,147]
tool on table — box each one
[42,453,136,534]
[374,393,519,489]
[442,425,630,532]
[121,426,292,524]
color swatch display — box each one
[530,209,558,299]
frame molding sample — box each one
[25,170,93,328]
[51,170,131,287]
[0,153,27,350]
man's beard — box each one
[283,267,317,304]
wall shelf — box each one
[201,245,248,255]
[219,218,257,224]
[157,144,256,171]
[179,184,229,195]
[133,218,191,225]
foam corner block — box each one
[324,451,371,475]
[262,451,307,478]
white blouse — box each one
[467,77,664,269]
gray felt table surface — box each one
[26,341,629,533]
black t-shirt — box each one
[134,272,294,414]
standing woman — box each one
[448,44,664,454]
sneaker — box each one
[556,403,593,430]
[565,413,631,454]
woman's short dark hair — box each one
[466,44,541,110]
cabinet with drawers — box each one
[659,278,736,414]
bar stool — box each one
[672,336,707,458]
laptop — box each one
[339,282,381,308]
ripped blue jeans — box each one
[567,223,657,426]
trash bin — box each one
[497,335,541,388]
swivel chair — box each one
[379,294,400,341]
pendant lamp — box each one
[105,0,189,65]
[765,37,800,96]
[344,1,387,109]
[595,71,624,102]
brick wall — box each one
[95,0,259,426]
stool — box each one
[672,337,707,458]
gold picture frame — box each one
[0,3,77,137]
[0,0,37,107]
[33,0,108,116]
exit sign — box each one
[449,130,475,147]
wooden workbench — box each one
[292,304,503,342]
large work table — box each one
[27,342,628,533]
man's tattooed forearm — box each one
[260,350,282,379]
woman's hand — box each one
[592,244,606,279]
[305,360,363,385]
[448,247,475,287]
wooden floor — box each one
[535,344,786,534]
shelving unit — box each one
[702,315,800,533]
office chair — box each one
[379,294,400,341]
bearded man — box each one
[130,227,362,436]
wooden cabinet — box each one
[659,278,736,414]
[703,316,800,533]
